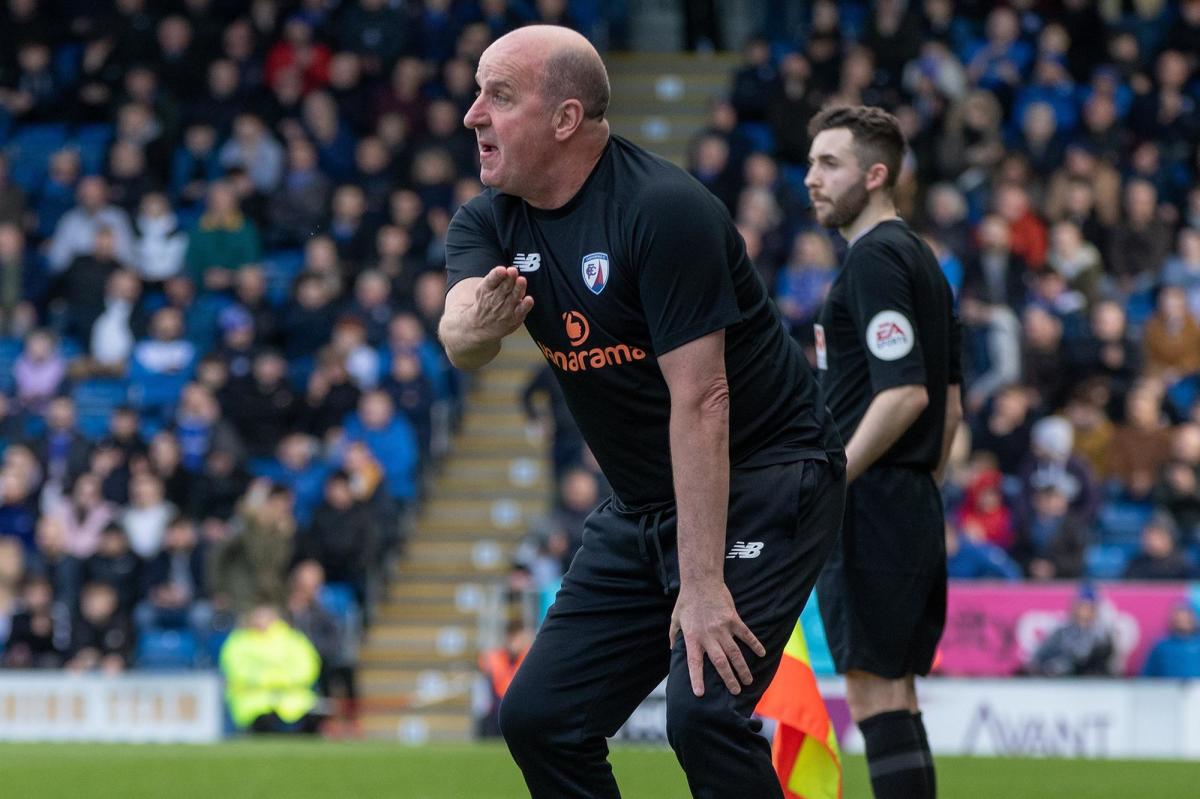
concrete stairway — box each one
[357,334,548,742]
[606,51,741,166]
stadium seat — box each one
[71,123,114,176]
[0,337,22,395]
[1166,374,1199,421]
[262,249,306,307]
[72,378,131,441]
[1084,543,1134,580]
[6,123,69,192]
[319,583,358,620]
[1097,499,1154,546]
[135,628,198,670]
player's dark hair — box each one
[808,105,906,189]
[542,47,610,120]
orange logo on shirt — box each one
[563,311,590,346]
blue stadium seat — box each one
[72,123,114,176]
[0,337,22,395]
[135,628,198,670]
[262,249,305,307]
[1084,543,1134,580]
[1097,499,1154,546]
[1167,374,1199,421]
[6,123,69,192]
[319,582,357,620]
[72,378,130,441]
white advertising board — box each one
[0,671,223,742]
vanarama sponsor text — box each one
[535,340,647,372]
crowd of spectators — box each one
[0,0,619,716]
[675,1,1200,593]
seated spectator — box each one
[0,40,63,122]
[90,269,142,370]
[210,482,297,614]
[1122,514,1196,581]
[169,123,222,208]
[66,581,133,674]
[285,560,358,733]
[233,265,280,348]
[47,176,136,274]
[0,154,26,227]
[0,469,38,554]
[774,231,836,340]
[172,382,245,471]
[1162,228,1200,320]
[48,472,115,561]
[1066,300,1141,413]
[1153,423,1200,545]
[281,272,338,362]
[382,350,434,461]
[121,474,176,560]
[187,448,251,524]
[58,225,124,344]
[218,113,284,195]
[223,350,298,460]
[1105,179,1171,295]
[1045,220,1102,306]
[1062,380,1115,479]
[134,516,210,639]
[340,440,397,533]
[970,384,1033,478]
[185,181,261,292]
[1026,589,1114,677]
[1013,471,1089,580]
[1141,604,1200,678]
[1,575,67,668]
[299,349,362,441]
[131,307,196,418]
[214,306,259,380]
[962,215,1029,312]
[105,407,148,462]
[960,297,1022,415]
[1142,285,1200,382]
[106,140,154,215]
[219,603,321,733]
[993,183,1047,271]
[1018,305,1069,412]
[0,223,41,337]
[343,391,419,507]
[12,329,65,415]
[268,137,332,248]
[956,467,1014,549]
[252,433,329,529]
[945,521,1022,580]
[1107,385,1173,500]
[133,192,188,284]
[299,471,376,608]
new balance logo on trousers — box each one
[726,541,764,559]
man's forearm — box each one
[438,304,503,370]
[670,392,730,589]
[845,384,929,482]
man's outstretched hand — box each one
[472,265,534,338]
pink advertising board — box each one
[938,581,1190,676]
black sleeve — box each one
[633,182,742,356]
[949,299,963,385]
[444,194,504,292]
[844,241,927,393]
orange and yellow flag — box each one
[756,622,842,799]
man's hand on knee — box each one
[669,581,765,696]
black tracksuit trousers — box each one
[499,457,845,798]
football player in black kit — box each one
[805,105,962,799]
[439,25,846,799]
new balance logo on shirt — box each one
[514,253,542,272]
[726,541,764,559]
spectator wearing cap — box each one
[185,181,262,292]
[1016,415,1101,528]
[956,467,1014,550]
[1141,604,1200,677]
[215,305,258,380]
[1123,513,1196,581]
[1027,588,1114,676]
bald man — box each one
[440,26,846,798]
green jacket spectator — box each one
[186,181,260,290]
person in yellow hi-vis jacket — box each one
[219,603,323,733]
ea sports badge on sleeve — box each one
[582,252,609,295]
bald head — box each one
[490,25,609,120]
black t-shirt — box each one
[446,136,840,509]
[815,219,960,471]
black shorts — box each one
[816,464,946,679]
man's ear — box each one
[553,99,585,141]
[865,162,891,192]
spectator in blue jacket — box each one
[343,390,418,506]
[1141,604,1200,678]
[945,521,1022,580]
[250,433,329,528]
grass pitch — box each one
[1,740,1195,798]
